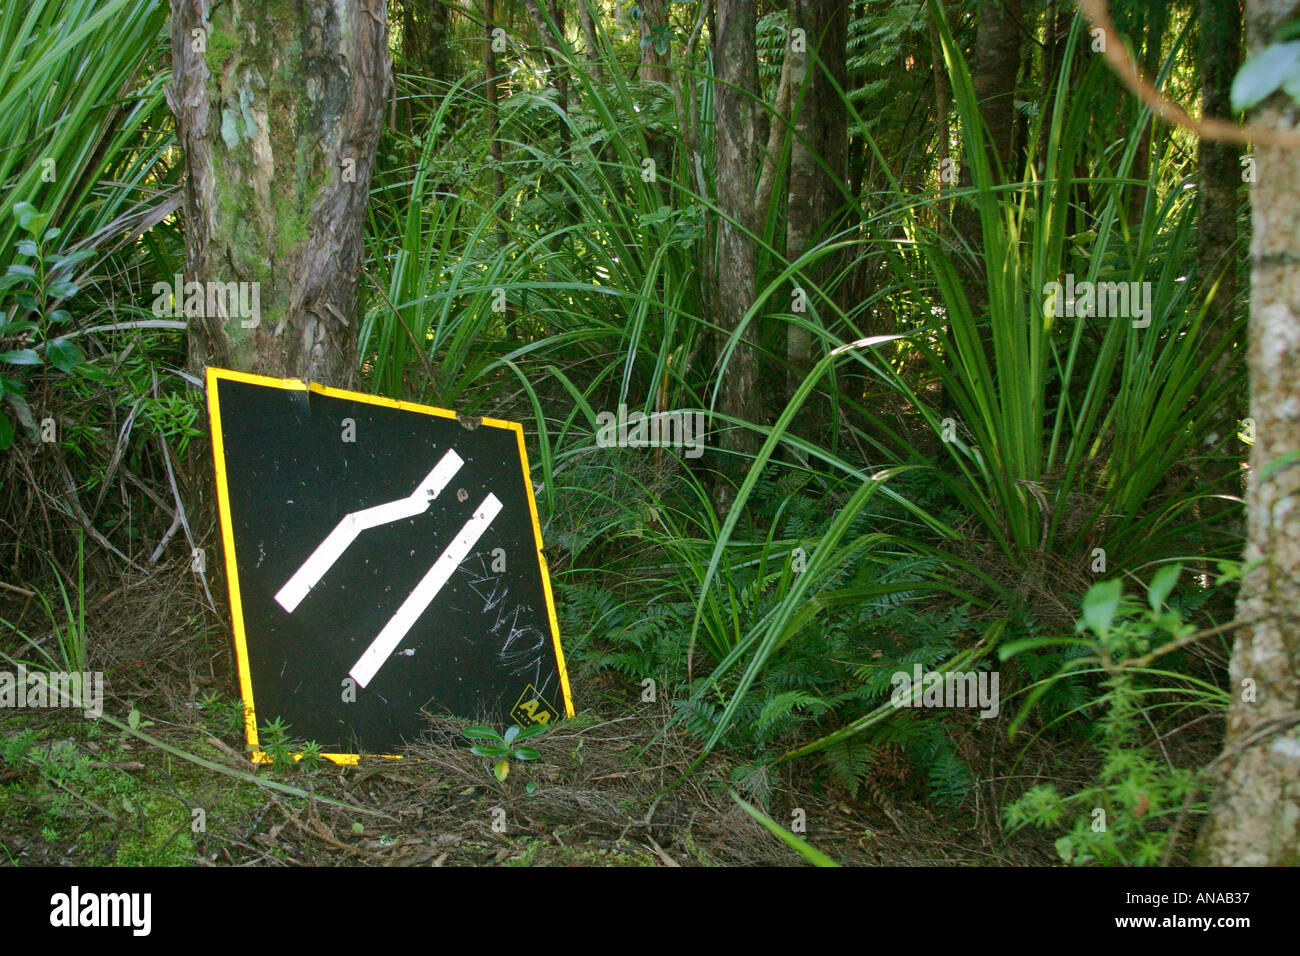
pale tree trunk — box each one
[167,0,390,385]
[785,0,848,417]
[710,0,761,510]
[519,1,570,168]
[1198,0,1300,868]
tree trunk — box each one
[1124,1,1169,226]
[398,0,451,81]
[1192,0,1247,557]
[945,0,1021,421]
[710,0,761,509]
[167,0,390,385]
[485,0,509,253]
[1198,0,1300,868]
[639,0,671,84]
[930,9,952,225]
[785,0,849,417]
[972,0,1022,174]
[396,0,453,137]
[951,0,1022,300]
[1199,0,1244,332]
[578,0,604,85]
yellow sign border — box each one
[206,367,574,764]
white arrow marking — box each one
[275,450,464,613]
[349,493,503,689]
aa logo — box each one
[511,684,560,727]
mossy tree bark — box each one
[167,0,390,385]
[1198,0,1300,868]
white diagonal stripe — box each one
[348,493,503,689]
[275,449,464,612]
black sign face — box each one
[206,368,573,762]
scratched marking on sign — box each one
[458,553,552,699]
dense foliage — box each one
[1,0,1256,866]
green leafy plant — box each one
[859,6,1240,584]
[462,723,547,786]
[0,201,93,448]
[258,716,324,772]
[0,0,174,452]
[196,690,248,740]
[1000,564,1234,865]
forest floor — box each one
[2,556,1070,868]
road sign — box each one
[206,368,573,763]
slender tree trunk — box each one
[167,0,390,384]
[710,0,762,510]
[396,0,453,138]
[1125,1,1169,226]
[785,0,849,417]
[578,0,603,84]
[485,0,508,253]
[523,0,579,264]
[550,2,571,158]
[930,10,952,226]
[1198,0,1300,868]
[951,0,1022,298]
[1192,0,1246,557]
[521,1,571,164]
[639,0,671,84]
[972,0,1022,174]
[1199,0,1244,333]
[398,0,451,80]
[945,0,1021,422]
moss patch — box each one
[115,795,194,866]
[204,25,241,74]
